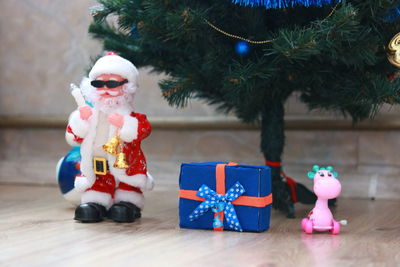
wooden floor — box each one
[0,185,399,267]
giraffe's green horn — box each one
[312,165,320,172]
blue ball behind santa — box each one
[56,147,82,205]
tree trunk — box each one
[261,101,295,218]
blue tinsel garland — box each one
[231,0,341,8]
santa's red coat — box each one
[67,112,151,177]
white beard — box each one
[80,77,137,114]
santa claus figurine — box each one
[66,52,154,223]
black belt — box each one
[93,157,109,175]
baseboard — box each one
[2,115,400,130]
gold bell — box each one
[103,136,120,155]
[114,151,129,169]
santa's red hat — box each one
[89,52,138,84]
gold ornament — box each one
[204,19,276,45]
[182,9,190,23]
[203,3,340,45]
[114,143,129,169]
[103,136,120,155]
[388,33,400,68]
[103,134,129,169]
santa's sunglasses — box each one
[91,79,128,89]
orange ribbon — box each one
[179,162,273,231]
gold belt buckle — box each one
[93,157,108,175]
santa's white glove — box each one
[74,175,92,192]
[144,172,155,191]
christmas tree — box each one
[88,0,400,217]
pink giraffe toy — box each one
[301,165,342,235]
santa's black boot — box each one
[74,202,107,223]
[108,201,141,223]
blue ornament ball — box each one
[385,5,400,22]
[56,147,82,205]
[131,24,139,39]
[235,41,250,56]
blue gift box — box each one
[179,162,272,232]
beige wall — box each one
[1,0,98,116]
[0,0,219,118]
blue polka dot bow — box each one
[188,182,246,232]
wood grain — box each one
[0,184,399,267]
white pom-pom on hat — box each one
[88,52,139,85]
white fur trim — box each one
[113,173,149,191]
[65,131,81,147]
[120,116,138,142]
[78,109,100,187]
[68,110,90,138]
[145,172,155,191]
[114,189,144,209]
[63,189,82,206]
[82,190,113,209]
[89,55,139,85]
[74,175,94,192]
